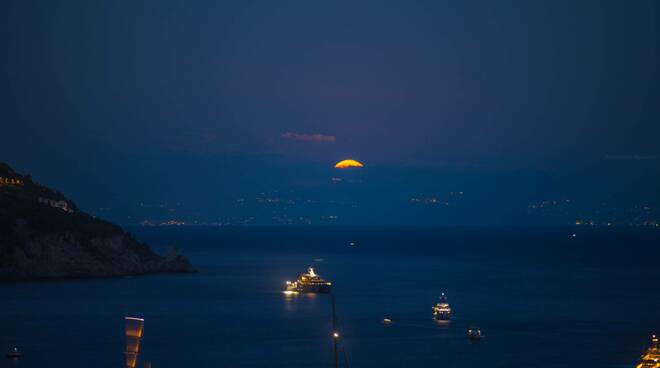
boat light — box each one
[333,332,339,339]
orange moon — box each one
[334,159,364,169]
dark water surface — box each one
[2,226,659,367]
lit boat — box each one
[383,318,392,324]
[6,347,22,359]
[636,334,660,368]
[283,267,332,294]
[467,326,483,340]
[432,293,452,320]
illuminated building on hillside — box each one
[0,177,23,185]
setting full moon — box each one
[334,159,364,169]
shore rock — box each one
[0,163,196,281]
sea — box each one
[1,226,659,368]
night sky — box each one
[2,0,659,225]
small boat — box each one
[283,267,332,294]
[383,318,392,324]
[432,293,452,320]
[467,327,483,340]
[6,347,22,359]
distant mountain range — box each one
[0,163,195,281]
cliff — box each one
[0,163,196,281]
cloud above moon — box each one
[282,132,336,143]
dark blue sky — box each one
[2,0,659,224]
